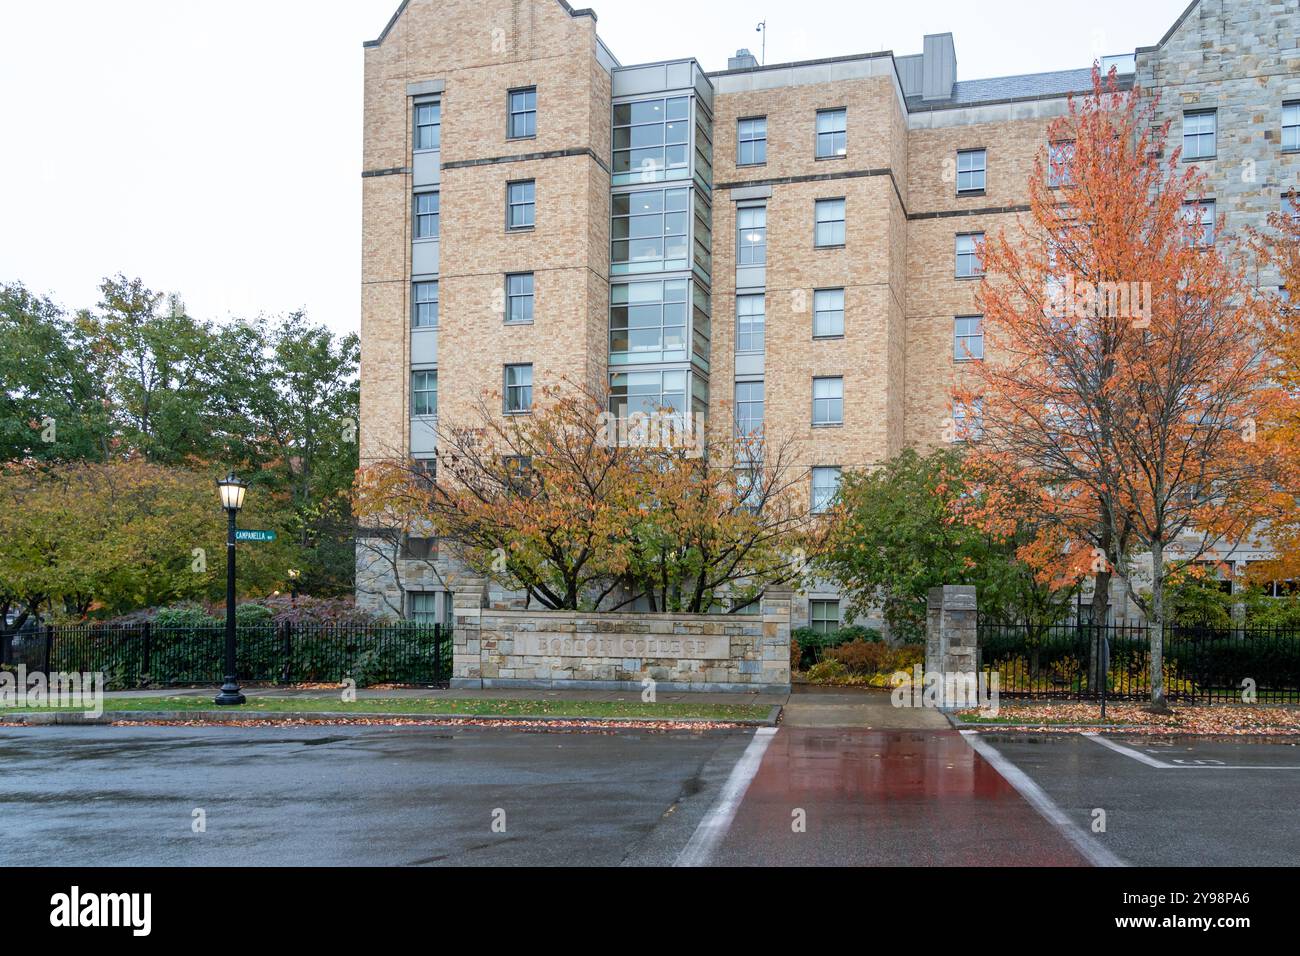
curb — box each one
[0,705,782,729]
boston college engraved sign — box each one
[521,633,731,660]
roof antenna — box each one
[755,20,766,65]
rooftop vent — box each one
[728,48,759,70]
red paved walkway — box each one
[709,727,1088,866]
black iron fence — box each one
[977,621,1300,703]
[0,622,453,689]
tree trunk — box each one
[1089,567,1111,695]
[1148,538,1168,711]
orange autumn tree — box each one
[1244,191,1300,585]
[354,381,821,613]
[961,67,1275,708]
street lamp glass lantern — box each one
[217,472,247,512]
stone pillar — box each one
[926,585,978,677]
[449,577,487,689]
[759,585,793,690]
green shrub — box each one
[792,624,885,669]
[826,640,923,676]
[806,659,847,682]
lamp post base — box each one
[214,680,246,706]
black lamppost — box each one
[214,472,247,705]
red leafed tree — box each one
[960,67,1276,708]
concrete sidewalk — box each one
[782,684,949,729]
[98,684,789,709]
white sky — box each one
[0,0,1190,336]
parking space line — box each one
[1084,733,1300,769]
[960,730,1125,868]
[674,726,776,867]
[1083,733,1174,767]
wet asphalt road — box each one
[0,724,754,866]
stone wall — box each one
[451,587,792,692]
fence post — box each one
[280,620,293,685]
[0,626,10,667]
[926,586,978,705]
[141,622,151,687]
[433,623,442,684]
[44,624,54,675]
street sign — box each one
[235,529,277,542]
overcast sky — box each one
[0,0,1190,336]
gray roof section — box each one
[907,67,1116,110]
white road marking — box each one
[674,726,776,867]
[1084,733,1300,769]
[1083,732,1173,767]
[960,730,1126,868]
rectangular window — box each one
[811,468,841,515]
[403,537,436,561]
[809,597,840,632]
[412,458,436,488]
[737,205,767,266]
[813,288,845,338]
[957,149,986,193]
[611,186,690,274]
[507,180,535,230]
[508,87,537,139]
[812,376,843,426]
[415,192,440,239]
[815,108,847,158]
[1183,110,1216,160]
[952,398,983,443]
[408,591,449,623]
[1184,199,1216,247]
[954,315,984,361]
[413,280,439,328]
[1286,193,1300,224]
[1047,140,1075,188]
[506,273,534,324]
[610,278,689,364]
[609,369,688,420]
[738,117,767,165]
[735,380,764,439]
[1285,102,1300,152]
[412,370,438,417]
[504,364,533,413]
[613,95,691,185]
[415,102,441,151]
[955,233,983,278]
[815,198,846,247]
[736,293,765,353]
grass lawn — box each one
[5,695,770,721]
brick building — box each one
[356,0,1300,628]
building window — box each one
[955,233,983,278]
[735,293,765,354]
[611,186,689,274]
[952,398,983,443]
[415,192,440,239]
[735,380,764,439]
[504,364,533,413]
[1183,110,1216,160]
[1286,193,1300,224]
[957,149,986,193]
[738,116,767,165]
[412,370,438,417]
[413,281,439,328]
[507,180,535,230]
[809,598,840,632]
[415,102,441,151]
[613,95,690,185]
[812,376,843,426]
[1047,140,1075,188]
[737,205,767,266]
[815,198,846,247]
[506,273,534,324]
[1184,199,1215,247]
[954,315,984,361]
[412,458,436,488]
[609,369,687,420]
[408,591,449,624]
[813,289,844,338]
[811,469,841,515]
[508,87,537,139]
[610,278,689,364]
[1285,102,1300,152]
[403,536,436,561]
[815,108,847,158]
